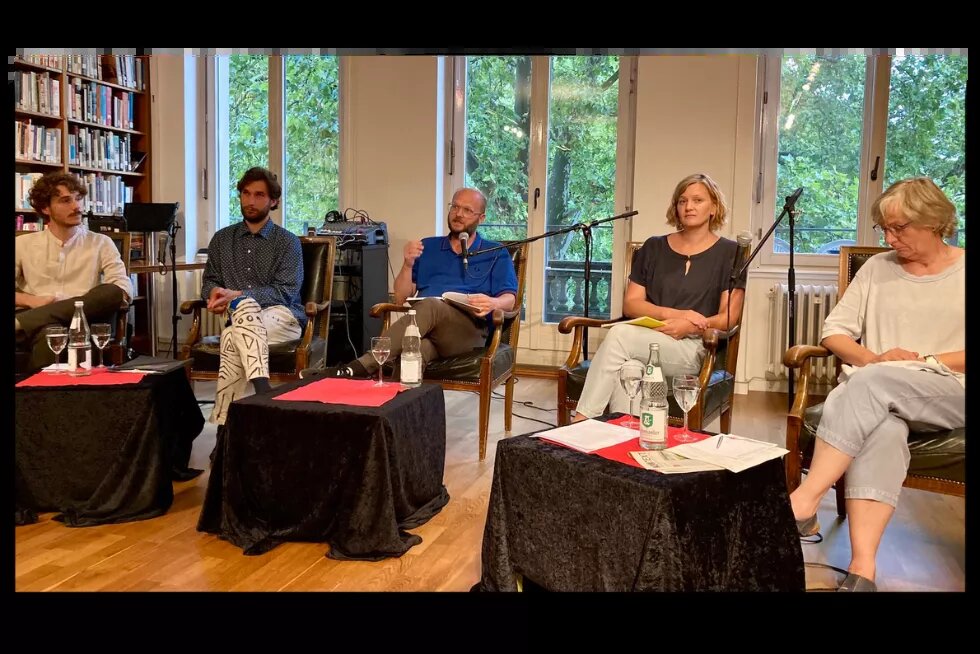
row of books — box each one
[76,172,134,216]
[15,121,62,164]
[19,54,146,91]
[14,71,61,117]
[68,126,144,173]
[15,172,45,210]
[19,54,62,69]
[67,54,145,91]
[66,78,136,130]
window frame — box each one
[447,55,638,354]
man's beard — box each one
[447,219,474,238]
[242,207,270,224]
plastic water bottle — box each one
[400,309,422,387]
[639,342,668,449]
[67,300,93,376]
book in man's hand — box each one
[406,291,481,315]
[602,316,666,329]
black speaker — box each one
[324,210,343,223]
[124,202,178,232]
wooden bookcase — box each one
[14,53,157,354]
[14,54,152,228]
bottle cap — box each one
[409,309,416,315]
[74,301,84,307]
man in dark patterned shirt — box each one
[201,167,305,431]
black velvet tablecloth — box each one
[197,379,449,561]
[477,428,805,592]
[15,357,205,527]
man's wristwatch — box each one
[924,354,940,366]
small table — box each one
[477,424,805,591]
[198,379,449,561]
[15,356,204,527]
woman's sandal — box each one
[796,513,820,537]
[837,573,877,592]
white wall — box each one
[149,55,203,351]
[632,55,763,392]
[345,56,445,287]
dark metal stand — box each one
[468,210,638,360]
[735,188,802,410]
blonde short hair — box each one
[665,173,728,231]
[871,177,957,239]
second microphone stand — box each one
[467,210,638,359]
[735,189,802,410]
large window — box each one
[459,55,632,340]
[758,53,966,263]
[215,54,341,235]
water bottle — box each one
[67,300,93,376]
[400,309,423,387]
[639,342,668,449]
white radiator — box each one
[200,310,225,337]
[767,283,838,383]
[189,268,225,337]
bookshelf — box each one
[14,53,152,229]
[14,53,156,354]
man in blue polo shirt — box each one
[322,187,518,379]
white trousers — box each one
[575,324,705,418]
[210,297,302,425]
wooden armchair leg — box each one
[504,375,515,434]
[835,474,847,518]
[719,407,732,434]
[478,385,492,461]
[557,375,570,427]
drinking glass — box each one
[370,337,391,387]
[91,323,112,369]
[45,326,68,374]
[672,374,702,443]
[618,362,643,430]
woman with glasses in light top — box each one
[790,177,965,592]
[573,172,747,421]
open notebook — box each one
[407,292,481,314]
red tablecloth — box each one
[274,377,409,407]
[16,369,147,387]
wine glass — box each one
[91,323,112,370]
[370,337,391,387]
[44,326,68,374]
[672,374,702,443]
[618,362,643,430]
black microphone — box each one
[158,231,170,266]
[459,232,469,272]
[786,187,803,210]
[730,230,753,284]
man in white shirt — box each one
[15,172,133,371]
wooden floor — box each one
[15,378,965,592]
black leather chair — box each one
[557,240,744,432]
[179,236,337,382]
[784,246,965,514]
[370,242,528,461]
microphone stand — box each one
[468,210,638,360]
[735,191,801,411]
[167,217,181,359]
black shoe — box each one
[318,366,357,378]
[299,367,322,379]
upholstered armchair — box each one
[370,241,528,461]
[179,236,337,382]
[783,246,965,515]
[556,240,745,433]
